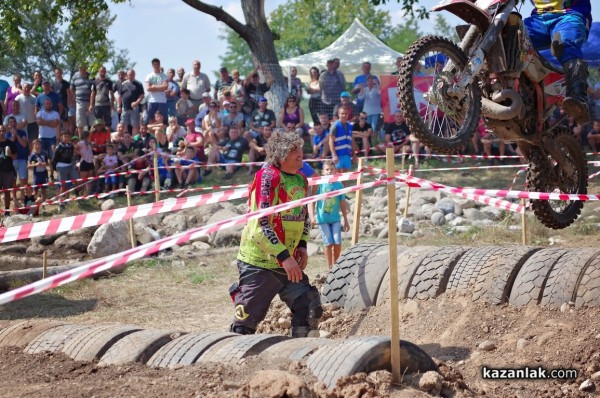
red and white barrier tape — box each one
[0,187,249,244]
[0,177,388,305]
[397,174,526,214]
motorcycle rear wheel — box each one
[527,129,587,229]
[398,35,481,153]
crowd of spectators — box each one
[0,57,599,217]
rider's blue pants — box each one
[524,11,589,63]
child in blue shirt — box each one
[310,160,350,268]
[174,146,200,189]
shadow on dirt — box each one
[420,343,471,361]
[0,294,97,320]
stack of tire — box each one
[321,244,600,310]
[0,319,437,389]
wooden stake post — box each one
[153,151,161,202]
[403,165,413,218]
[351,158,365,245]
[126,188,136,249]
[386,148,401,383]
[42,251,47,279]
[521,198,527,245]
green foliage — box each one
[188,271,213,284]
[431,14,459,43]
[269,0,392,59]
[385,16,422,54]
[0,0,131,79]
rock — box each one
[435,197,456,214]
[449,217,470,226]
[319,330,332,338]
[306,242,320,256]
[398,218,415,234]
[413,191,441,205]
[370,211,387,222]
[277,317,291,329]
[579,379,595,392]
[591,371,600,382]
[462,208,490,221]
[31,232,67,246]
[0,244,27,255]
[451,226,474,233]
[191,241,211,251]
[87,221,132,259]
[373,187,387,197]
[235,370,315,398]
[133,213,165,230]
[101,199,116,211]
[26,243,46,255]
[455,198,476,210]
[372,226,384,237]
[516,338,528,350]
[184,203,224,224]
[417,371,443,396]
[134,223,161,245]
[404,300,420,315]
[375,197,388,208]
[481,205,503,219]
[55,234,89,253]
[431,211,446,226]
[3,214,32,228]
[207,209,245,247]
[377,226,389,239]
[421,203,437,218]
[171,260,185,267]
[162,213,188,235]
[478,340,497,351]
[445,213,458,222]
[560,302,575,313]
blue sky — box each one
[106,0,551,79]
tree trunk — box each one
[181,0,287,120]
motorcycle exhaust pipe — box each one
[480,89,523,121]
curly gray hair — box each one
[265,130,304,168]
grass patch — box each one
[188,271,213,285]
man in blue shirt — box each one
[351,62,380,112]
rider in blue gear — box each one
[524,0,592,124]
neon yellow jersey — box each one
[237,166,310,269]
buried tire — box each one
[321,242,387,308]
[575,256,600,308]
[541,248,600,308]
[147,332,237,368]
[508,248,569,306]
[376,246,438,304]
[62,324,142,362]
[0,320,64,348]
[99,329,182,366]
[344,245,408,312]
[25,324,92,354]
[197,334,288,366]
[408,246,466,300]
[307,336,437,389]
[258,337,333,364]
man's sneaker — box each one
[164,178,172,189]
[202,169,212,177]
[224,173,233,180]
[4,210,10,218]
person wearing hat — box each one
[243,67,273,115]
[247,97,276,141]
[195,92,213,127]
[34,80,63,115]
[214,67,233,101]
[90,118,111,156]
[332,91,356,122]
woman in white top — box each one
[166,116,186,152]
[75,130,96,196]
[306,66,322,124]
[358,75,382,132]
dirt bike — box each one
[397,0,588,229]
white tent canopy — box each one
[279,18,402,83]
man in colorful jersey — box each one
[231,131,321,337]
[525,0,592,124]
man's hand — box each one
[282,257,302,282]
[295,247,309,271]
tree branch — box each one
[180,0,250,39]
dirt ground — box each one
[1,242,600,397]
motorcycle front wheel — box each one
[397,35,481,153]
[527,128,587,229]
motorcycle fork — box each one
[540,134,575,176]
